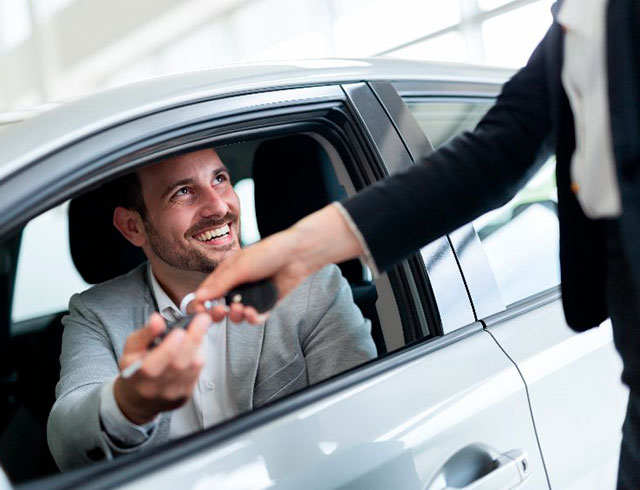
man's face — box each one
[137,149,241,274]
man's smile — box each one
[193,223,232,244]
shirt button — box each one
[206,381,215,390]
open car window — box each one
[1,128,415,485]
[0,81,485,489]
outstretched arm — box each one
[195,25,553,323]
[195,203,363,323]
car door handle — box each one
[426,445,531,490]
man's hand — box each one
[114,312,210,425]
[194,204,364,324]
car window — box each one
[405,99,495,329]
[473,158,559,305]
[404,98,494,148]
[404,97,560,306]
[11,201,90,329]
[1,86,429,486]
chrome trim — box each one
[481,286,562,327]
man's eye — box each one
[214,174,229,184]
[174,187,191,197]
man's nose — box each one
[199,187,229,218]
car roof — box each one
[0,58,512,181]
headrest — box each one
[68,184,146,284]
[253,135,346,237]
[252,134,364,282]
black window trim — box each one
[368,81,484,335]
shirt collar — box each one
[147,264,181,321]
[557,0,607,39]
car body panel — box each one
[118,327,548,490]
[0,58,624,490]
[0,59,511,181]
[485,297,627,490]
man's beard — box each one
[144,215,239,274]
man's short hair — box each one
[108,171,147,220]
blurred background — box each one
[0,0,553,113]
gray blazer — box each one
[47,263,376,470]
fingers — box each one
[116,314,210,423]
[203,303,266,324]
[245,307,268,325]
[228,302,243,323]
[141,328,187,377]
[227,303,267,324]
[123,313,166,353]
[209,305,228,322]
[186,313,210,343]
[138,313,207,376]
[194,232,286,306]
[171,314,210,370]
[194,256,250,308]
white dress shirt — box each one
[558,0,622,218]
[99,265,238,446]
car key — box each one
[148,279,277,346]
[225,278,278,314]
[148,314,195,348]
[121,279,277,378]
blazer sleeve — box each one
[300,265,377,384]
[47,293,167,470]
[343,27,555,273]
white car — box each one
[0,58,627,490]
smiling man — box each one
[47,147,376,470]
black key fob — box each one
[224,279,277,313]
[150,314,194,348]
[149,279,277,348]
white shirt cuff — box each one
[332,201,380,278]
[99,377,158,447]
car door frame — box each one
[4,78,548,490]
[2,81,447,490]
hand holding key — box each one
[114,312,210,425]
[193,204,364,324]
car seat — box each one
[252,134,385,355]
[69,183,147,285]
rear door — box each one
[464,170,627,489]
[391,78,628,489]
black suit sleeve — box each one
[343,27,555,273]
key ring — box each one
[179,292,215,315]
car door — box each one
[390,79,628,489]
[1,76,546,489]
[463,175,628,490]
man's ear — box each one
[113,207,147,247]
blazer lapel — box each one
[227,320,265,412]
[545,8,575,177]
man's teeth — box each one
[196,224,230,241]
